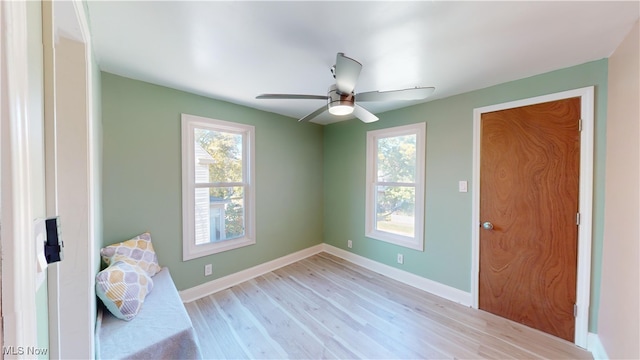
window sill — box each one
[366,230,424,251]
[183,236,256,261]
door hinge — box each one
[576,213,581,226]
[574,304,578,317]
[578,119,583,132]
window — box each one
[365,123,425,251]
[182,114,255,260]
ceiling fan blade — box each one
[256,94,328,100]
[299,104,328,122]
[356,87,435,102]
[334,52,362,94]
[353,104,379,123]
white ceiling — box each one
[86,1,639,125]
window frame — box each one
[181,113,256,260]
[365,122,426,251]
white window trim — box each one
[181,113,256,260]
[365,122,426,251]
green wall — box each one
[102,59,608,332]
[323,59,608,332]
[88,1,104,277]
[101,73,324,291]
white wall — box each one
[50,34,96,359]
[599,20,640,360]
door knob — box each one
[482,221,494,230]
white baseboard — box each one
[587,332,608,360]
[179,244,324,303]
[180,243,472,306]
[321,244,472,306]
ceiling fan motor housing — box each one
[327,84,355,115]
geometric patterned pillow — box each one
[100,232,161,277]
[96,261,154,321]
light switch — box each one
[458,181,468,193]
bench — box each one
[96,267,202,359]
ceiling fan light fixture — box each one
[327,84,354,116]
[328,103,354,116]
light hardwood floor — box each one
[185,252,592,359]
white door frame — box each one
[43,1,97,358]
[1,0,38,350]
[470,86,594,348]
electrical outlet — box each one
[204,264,213,276]
[397,253,404,264]
[347,240,353,249]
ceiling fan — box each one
[256,52,435,123]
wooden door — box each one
[479,97,580,342]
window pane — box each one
[209,186,245,242]
[377,134,416,183]
[194,128,243,183]
[194,187,211,245]
[375,185,415,237]
[194,186,245,245]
